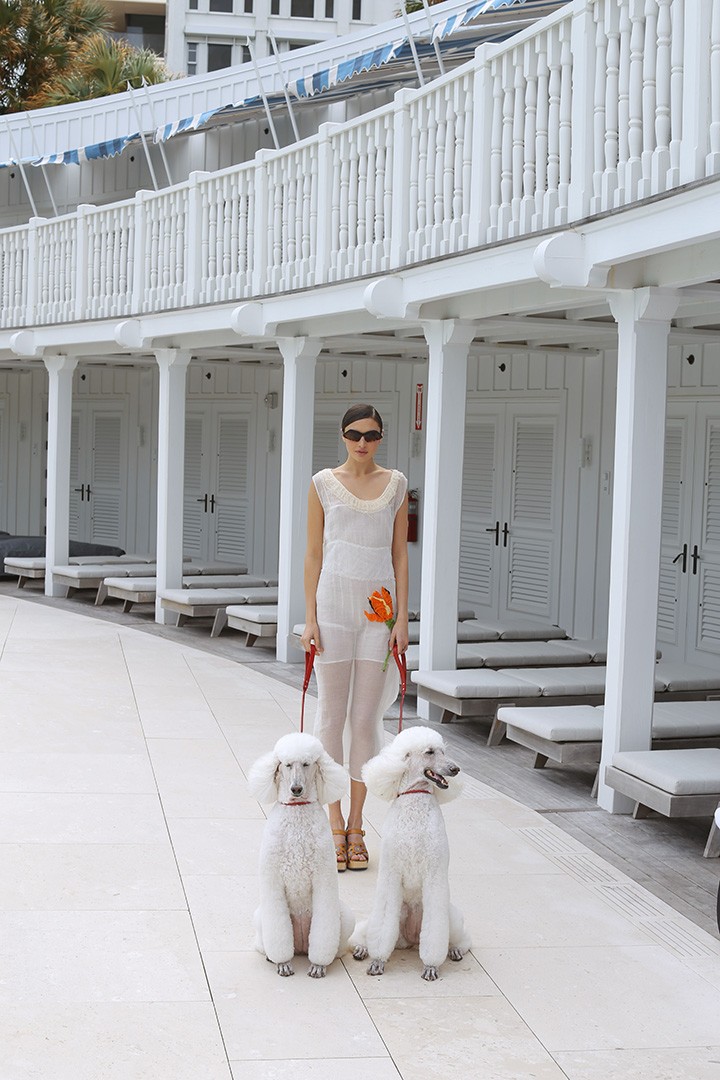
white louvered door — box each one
[69,404,127,546]
[459,400,564,622]
[657,408,694,657]
[501,406,563,620]
[183,414,208,558]
[687,405,720,663]
[183,404,254,564]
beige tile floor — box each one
[1,593,720,1080]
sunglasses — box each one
[342,428,383,443]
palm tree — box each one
[33,33,171,107]
[0,0,170,114]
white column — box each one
[44,353,78,597]
[154,348,191,624]
[598,288,679,812]
[276,337,322,663]
[418,321,475,720]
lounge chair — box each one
[102,574,272,612]
[160,586,278,636]
[604,748,720,857]
[226,604,279,646]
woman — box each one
[301,404,409,871]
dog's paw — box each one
[448,948,465,962]
[276,962,294,977]
[421,965,439,981]
[307,964,327,979]
[366,958,385,976]
[352,945,368,961]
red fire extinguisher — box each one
[407,489,420,543]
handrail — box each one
[2,0,719,333]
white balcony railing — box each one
[2,0,719,332]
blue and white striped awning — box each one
[30,134,141,167]
[154,100,262,143]
[433,0,562,41]
[292,39,406,100]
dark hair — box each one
[341,403,383,434]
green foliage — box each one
[0,0,170,113]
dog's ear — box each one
[315,751,349,806]
[247,750,280,804]
[361,746,404,802]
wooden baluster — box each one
[521,43,537,233]
[442,90,455,252]
[416,101,429,260]
[616,3,632,203]
[638,0,659,196]
[545,28,561,226]
[498,52,514,237]
[652,0,672,191]
[511,50,526,235]
[591,4,608,213]
[533,43,549,231]
[707,0,720,173]
[603,2,621,206]
[357,126,369,268]
[557,19,572,222]
[426,95,439,257]
[668,0,684,186]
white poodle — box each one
[248,732,355,978]
[351,726,471,981]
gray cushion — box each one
[498,705,602,741]
[410,668,540,698]
[651,701,720,738]
[190,562,248,575]
[509,666,611,695]
[611,749,720,795]
[227,605,278,624]
[162,587,278,606]
[654,661,720,692]
[460,618,566,641]
[471,642,593,667]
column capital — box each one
[153,348,192,372]
[421,320,476,351]
[43,354,78,376]
[276,337,323,365]
[608,288,680,326]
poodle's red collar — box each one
[398,788,433,797]
[281,800,312,806]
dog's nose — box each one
[290,785,304,796]
[447,763,460,776]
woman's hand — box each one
[389,618,409,655]
[300,622,323,654]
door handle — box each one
[691,544,700,575]
[196,494,208,512]
[672,544,688,573]
[210,494,216,513]
[85,484,91,498]
[73,485,85,500]
[485,522,499,546]
[502,522,509,547]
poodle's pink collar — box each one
[398,788,432,797]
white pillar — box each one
[418,321,475,719]
[44,353,78,597]
[276,337,322,663]
[598,288,679,812]
[154,348,191,624]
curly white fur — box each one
[248,732,354,978]
[351,726,471,981]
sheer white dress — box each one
[312,467,408,781]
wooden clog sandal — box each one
[346,829,368,871]
[332,829,347,872]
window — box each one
[209,0,233,10]
[324,0,333,16]
[244,0,253,10]
[207,42,233,71]
[352,0,361,18]
[271,0,280,10]
[290,0,313,16]
[189,0,198,8]
[241,44,251,64]
[187,41,198,76]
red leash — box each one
[300,643,316,733]
[299,641,406,734]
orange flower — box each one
[364,588,396,671]
[365,587,394,623]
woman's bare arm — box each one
[300,483,325,653]
[389,494,409,654]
